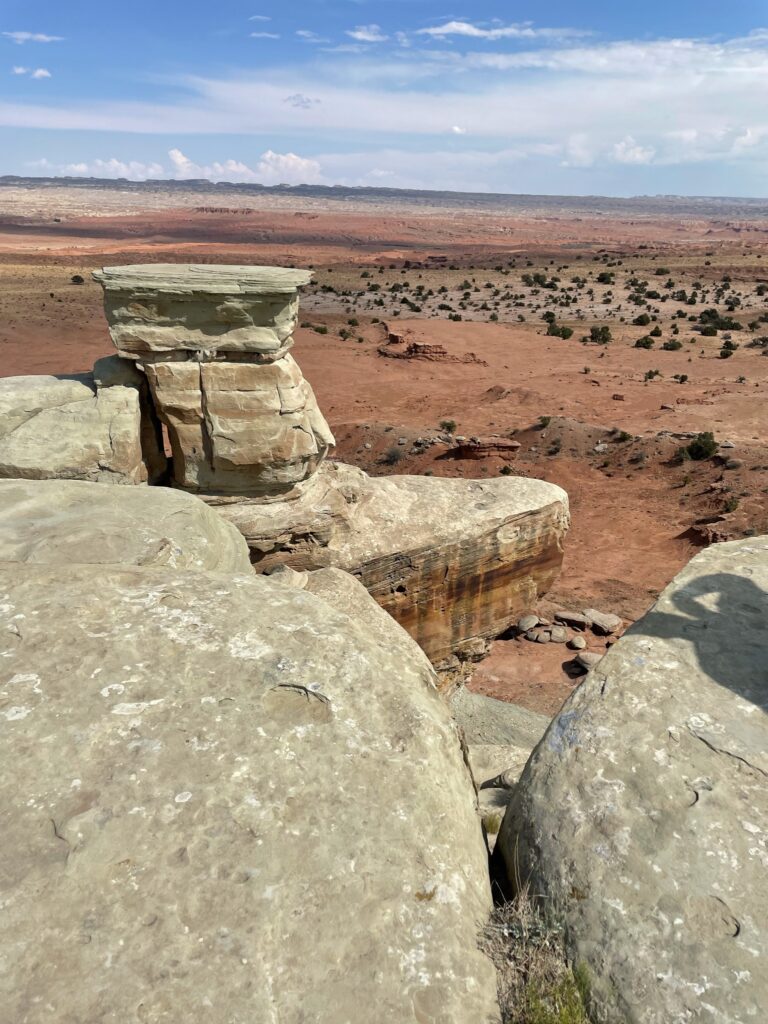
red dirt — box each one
[2,190,766,717]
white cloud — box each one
[3,31,63,44]
[26,149,323,185]
[250,32,280,40]
[346,24,388,43]
[10,65,50,79]
[248,15,270,21]
[296,30,329,44]
[612,136,655,165]
[451,125,466,135]
[415,20,585,42]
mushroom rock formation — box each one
[93,264,334,497]
[85,262,569,677]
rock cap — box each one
[92,263,313,295]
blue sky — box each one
[3,1,768,196]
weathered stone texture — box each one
[496,538,768,1024]
[210,462,569,673]
[0,561,498,1023]
[0,373,148,484]
[0,478,251,573]
[93,263,312,358]
[143,354,333,495]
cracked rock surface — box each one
[496,537,768,1024]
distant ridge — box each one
[2,174,768,218]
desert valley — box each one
[2,178,766,713]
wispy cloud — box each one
[284,92,320,109]
[250,32,280,40]
[248,15,270,21]
[10,65,50,78]
[296,30,329,44]
[346,24,388,43]
[415,20,586,42]
[3,31,63,45]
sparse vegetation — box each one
[480,888,591,1024]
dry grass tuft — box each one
[480,886,590,1024]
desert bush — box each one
[635,336,654,349]
[440,419,457,434]
[70,274,85,285]
[662,340,683,351]
[685,432,718,460]
[382,446,404,466]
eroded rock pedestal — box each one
[93,264,334,496]
[496,538,768,1023]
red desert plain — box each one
[2,179,766,714]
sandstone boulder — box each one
[0,373,149,484]
[0,561,497,1023]
[208,462,569,678]
[497,538,768,1023]
[143,354,333,495]
[0,478,251,573]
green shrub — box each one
[439,419,457,434]
[685,432,718,460]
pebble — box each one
[724,458,743,470]
[363,442,372,450]
[568,635,587,650]
[517,614,539,633]
[397,437,407,446]
[550,625,568,643]
[583,607,622,635]
[575,651,603,671]
[720,440,735,448]
[535,630,551,644]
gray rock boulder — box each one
[0,561,498,1023]
[0,372,149,484]
[497,538,768,1023]
[0,478,251,573]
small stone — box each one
[575,651,603,671]
[398,437,407,446]
[517,614,539,633]
[555,610,591,631]
[535,630,551,644]
[724,458,743,470]
[583,608,622,636]
[550,625,568,643]
[524,629,539,642]
[363,442,372,450]
[720,440,735,448]
[568,635,587,650]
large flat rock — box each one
[94,264,312,357]
[0,373,148,484]
[0,561,497,1023]
[496,538,768,1023]
[0,478,251,573]
[209,462,569,675]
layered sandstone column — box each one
[93,264,334,496]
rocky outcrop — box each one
[0,556,498,1023]
[0,370,161,484]
[94,264,334,496]
[0,478,251,572]
[209,462,569,678]
[496,538,768,1023]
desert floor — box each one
[2,183,766,715]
